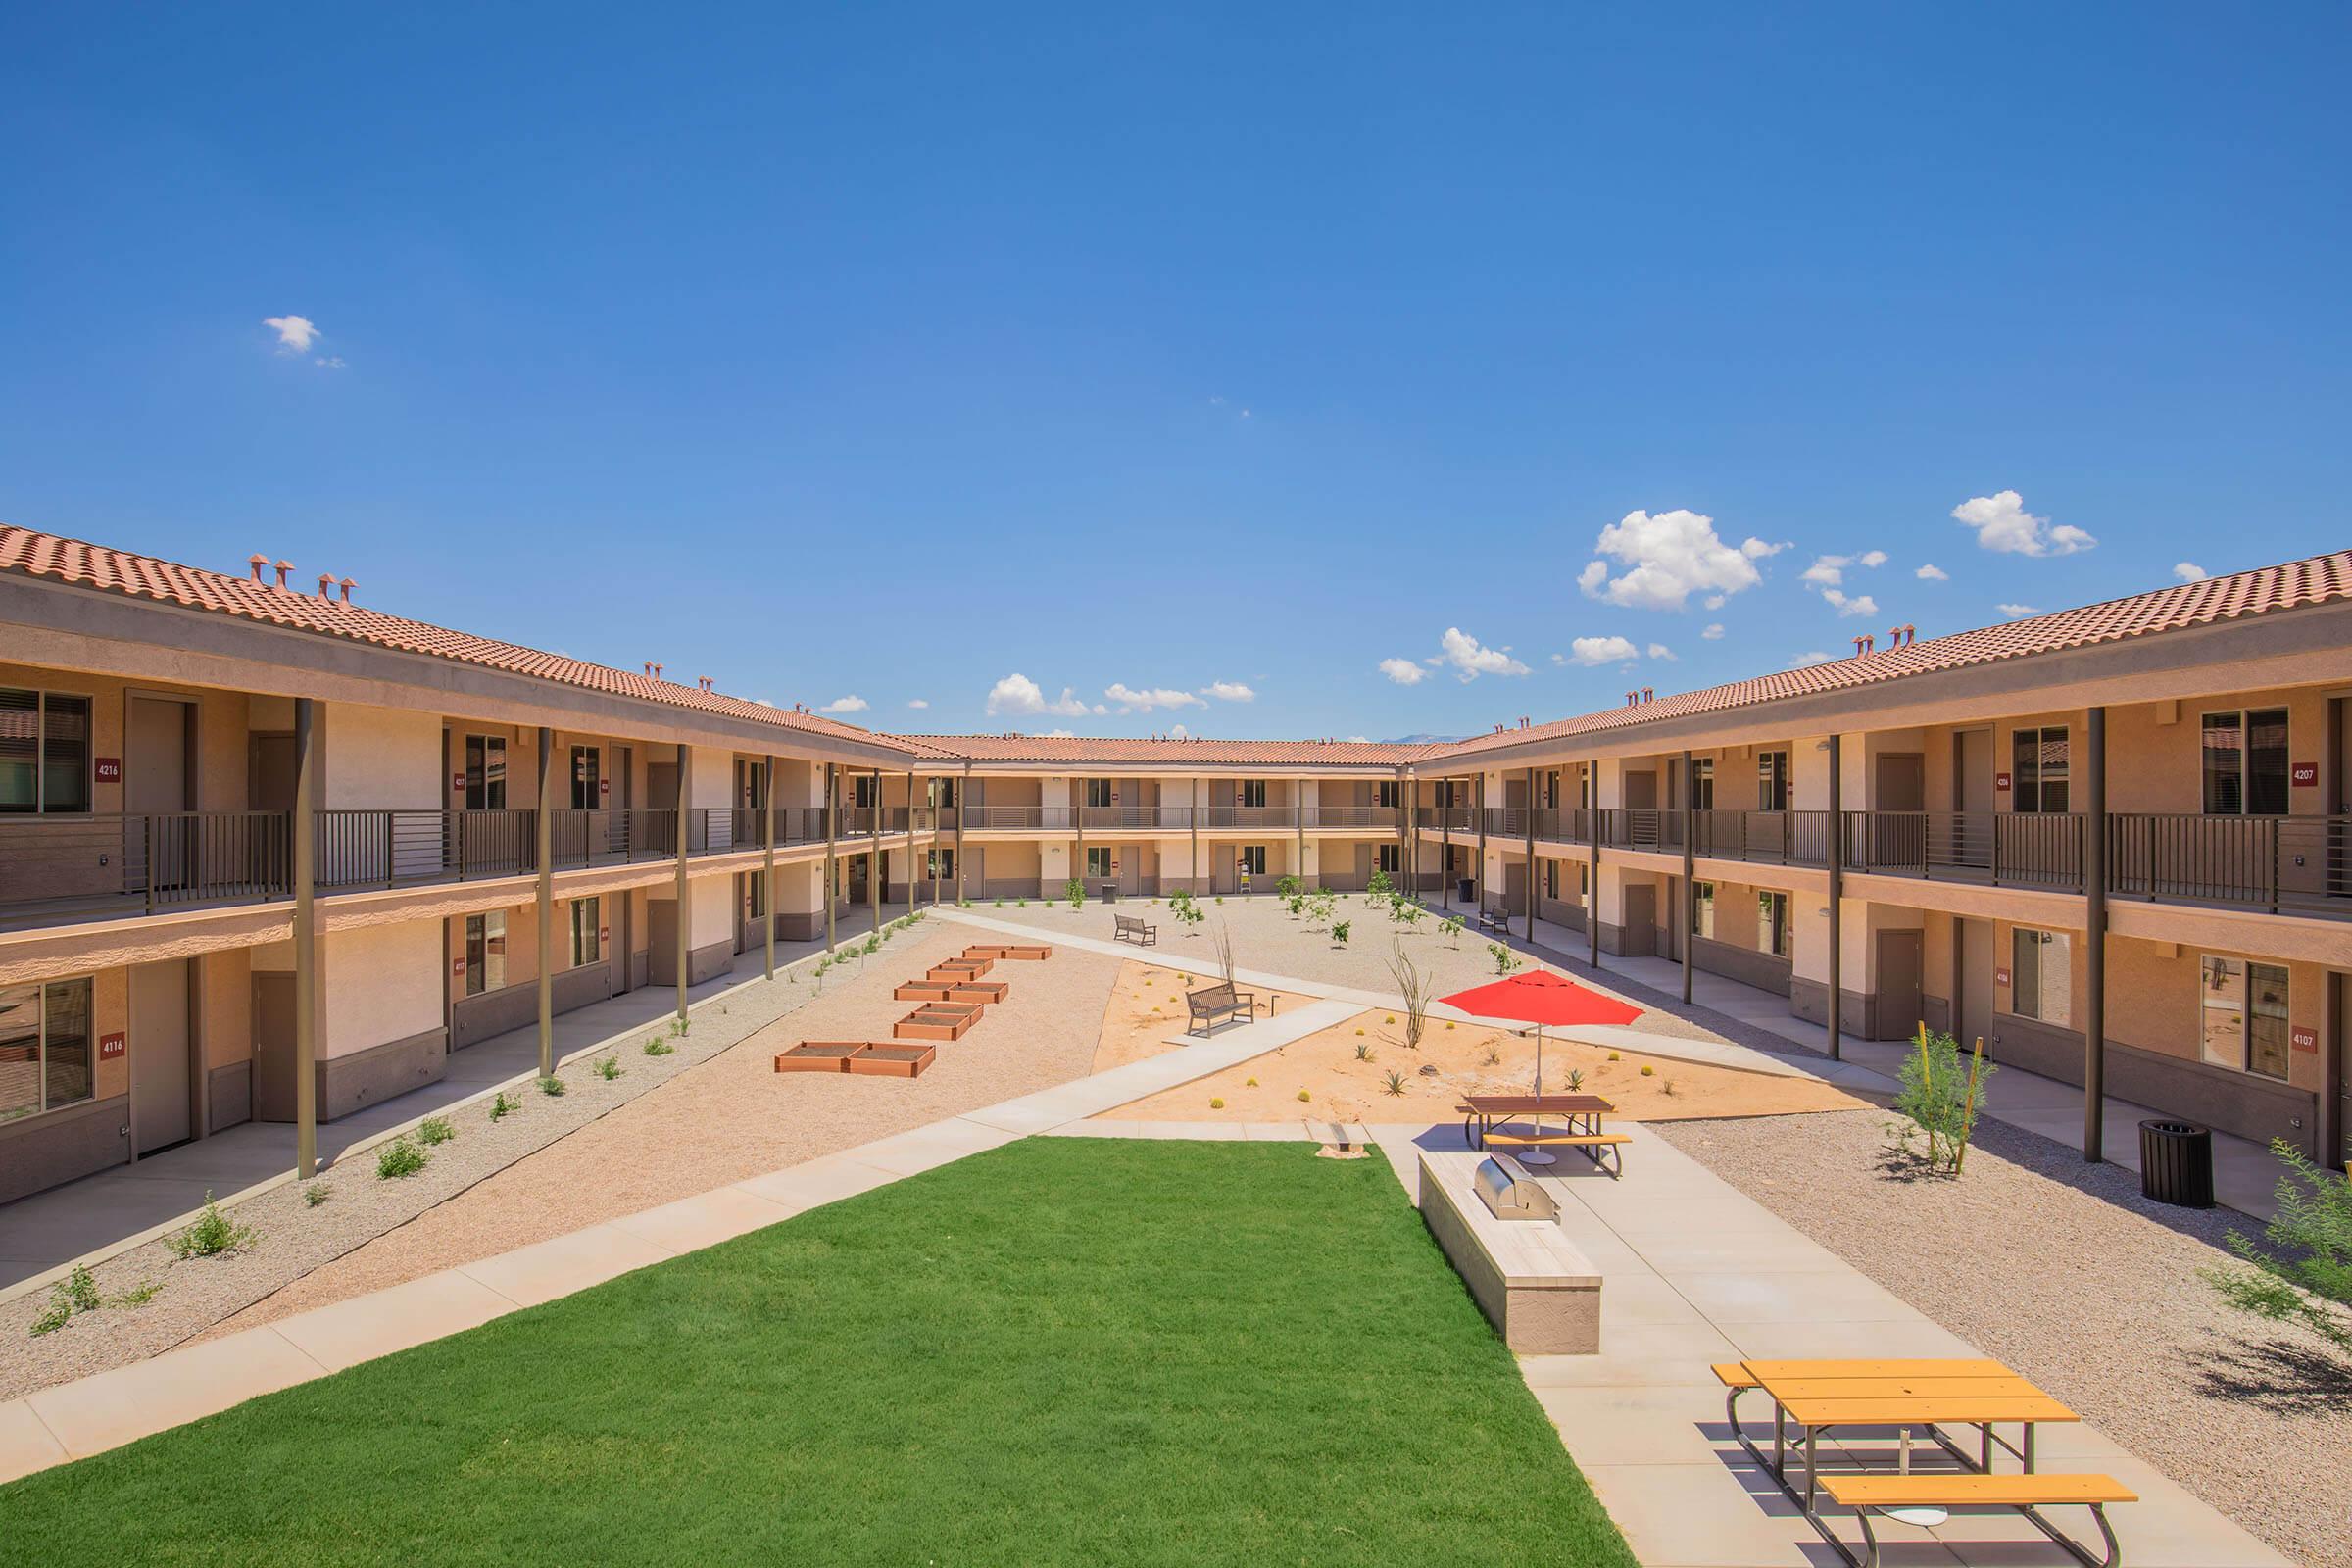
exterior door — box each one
[1619,882,1656,956]
[130,958,192,1153]
[1958,918,1996,1054]
[1872,753,1926,867]
[1876,929,1925,1042]
[1953,730,1994,873]
[129,697,191,895]
[251,970,299,1122]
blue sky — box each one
[4,4,2347,741]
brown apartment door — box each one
[1957,918,1995,1054]
[1874,753,1926,867]
[1618,882,1656,956]
[251,970,299,1122]
[129,697,192,894]
[1954,730,1994,874]
[1876,929,1925,1043]
[129,958,193,1153]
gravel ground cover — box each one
[1088,958,1318,1072]
[0,913,1000,1399]
[961,893,1730,1048]
[1656,1108,2350,1568]
[198,926,1117,1339]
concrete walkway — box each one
[0,995,1353,1484]
[1361,1118,2292,1568]
[1489,910,2287,1218]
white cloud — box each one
[985,672,1090,717]
[1439,627,1531,680]
[1379,658,1427,686]
[1646,643,1676,662]
[818,695,868,714]
[1859,550,1888,568]
[1801,556,1850,587]
[1103,683,1206,713]
[1995,603,2041,618]
[1167,723,1188,739]
[314,356,347,369]
[1952,490,2095,557]
[1787,651,1838,668]
[906,699,929,710]
[1822,588,1880,618]
[1566,635,1641,666]
[1915,564,1949,581]
[1579,509,1786,611]
[1703,594,1727,611]
[1345,734,1370,744]
[264,315,318,353]
[1701,623,1725,640]
[1548,653,1566,666]
[1200,681,1256,702]
[2173,561,2207,583]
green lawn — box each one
[0,1140,1635,1567]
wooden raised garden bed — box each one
[929,956,993,979]
[946,979,1008,1004]
[895,980,957,1003]
[847,1044,936,1078]
[774,1042,871,1073]
[968,943,1051,961]
[895,1004,981,1042]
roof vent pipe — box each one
[274,559,292,590]
[339,576,355,604]
[318,572,336,598]
[1642,688,1653,703]
[248,554,269,582]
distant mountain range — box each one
[1384,733,1465,745]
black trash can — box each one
[1100,882,1117,904]
[1457,877,1477,905]
[2138,1120,2215,1208]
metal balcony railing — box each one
[1196,806,1296,829]
[2108,813,2352,915]
[315,809,536,891]
[0,810,293,918]
[1301,806,1398,829]
[1832,810,2083,890]
[958,806,1073,830]
[549,808,682,869]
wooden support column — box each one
[537,726,557,1075]
[867,768,881,935]
[674,742,691,1023]
[823,762,838,952]
[1440,778,1452,906]
[956,762,969,903]
[1681,749,1695,1005]
[1826,733,1842,1062]
[1589,829,1601,970]
[291,697,319,1180]
[1074,775,1086,895]
[906,768,918,921]
[761,753,777,980]
[1475,773,1488,912]
[1295,775,1304,890]
[1190,776,1200,894]
[2082,706,2107,1162]
[1407,770,1420,900]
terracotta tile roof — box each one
[0,525,936,758]
[1428,548,2352,762]
[907,734,1423,766]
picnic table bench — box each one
[1184,980,1256,1036]
[1713,1357,2129,1567]
[1112,913,1157,946]
[1458,1094,1627,1177]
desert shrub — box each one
[304,1184,331,1208]
[489,1090,516,1119]
[416,1115,455,1146]
[1441,915,1464,946]
[1566,1068,1584,1090]
[1366,868,1394,901]
[1209,1097,1225,1109]
[1488,942,1521,976]
[1331,920,1351,945]
[2205,1140,2352,1356]
[1296,1089,1311,1102]
[1888,1025,1993,1175]
[644,1036,674,1056]
[110,1277,162,1306]
[1481,1044,1500,1066]
[1065,878,1085,909]
[538,1073,566,1097]
[1381,1070,1407,1097]
[167,1193,256,1259]
[594,1053,623,1081]
[1640,1065,1654,1077]
[375,1139,427,1179]
[1355,1042,1374,1061]
[1387,945,1432,1049]
[1275,874,1299,902]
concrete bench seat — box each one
[1415,1151,1599,1353]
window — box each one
[1238,845,1266,876]
[1084,779,1112,808]
[1689,759,1715,811]
[1085,847,1112,878]
[2012,726,2070,813]
[1543,770,1561,808]
[569,898,602,967]
[2201,710,2290,816]
[853,774,878,808]
[1691,881,1716,938]
[1435,780,1459,808]
[464,735,508,810]
[1756,751,1789,812]
[463,912,507,997]
[1377,843,1399,873]
[1377,780,1400,808]
[2011,928,2072,1025]
[0,977,93,1123]
[569,746,601,810]
[929,776,957,808]
[1240,779,1267,808]
[928,848,956,881]
[2199,956,2291,1079]
[1758,892,1790,957]
[0,690,93,813]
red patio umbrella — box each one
[1439,970,1642,1165]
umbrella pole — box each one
[1522,1022,1556,1166]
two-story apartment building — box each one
[2,525,2346,1208]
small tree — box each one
[1366,867,1395,903]
[1305,889,1336,928]
[1275,874,1300,903]
[1331,919,1351,946]
[1388,944,1433,1050]
[1487,942,1521,976]
[1888,1025,1993,1175]
[1065,877,1085,910]
[2204,1141,2352,1357]
[1440,914,1464,947]
[1169,888,1205,932]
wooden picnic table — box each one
[1456,1094,1626,1176]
